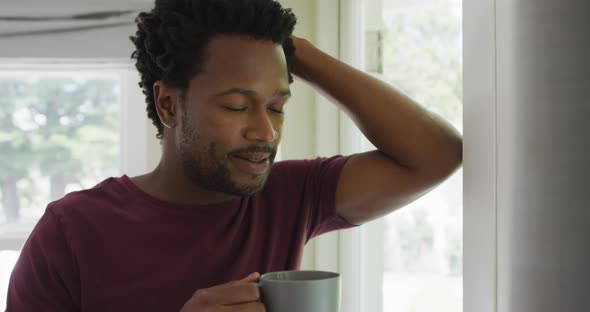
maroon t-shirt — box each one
[7,156,356,312]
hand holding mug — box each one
[180,272,264,312]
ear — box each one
[153,81,181,129]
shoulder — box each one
[263,155,351,191]
[269,155,350,176]
[47,176,130,219]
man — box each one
[7,0,462,311]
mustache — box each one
[230,145,277,155]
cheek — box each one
[273,117,284,135]
[194,116,244,151]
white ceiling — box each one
[0,0,152,38]
[0,0,152,16]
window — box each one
[0,70,121,222]
[0,62,147,309]
[338,0,463,311]
[377,1,463,311]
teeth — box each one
[235,153,269,162]
[246,157,267,162]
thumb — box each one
[239,272,260,283]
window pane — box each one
[0,69,122,309]
[367,0,463,311]
[0,72,120,225]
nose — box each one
[243,109,279,143]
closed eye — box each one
[268,107,284,114]
[268,100,287,114]
[225,106,248,112]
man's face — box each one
[176,35,290,196]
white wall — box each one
[465,0,590,311]
[277,0,319,270]
[279,0,317,161]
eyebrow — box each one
[213,87,291,98]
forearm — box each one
[293,38,462,175]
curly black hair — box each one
[130,0,297,139]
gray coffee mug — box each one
[258,270,341,312]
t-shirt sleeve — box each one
[7,205,80,311]
[272,155,359,241]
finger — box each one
[226,272,260,285]
[221,283,261,305]
[225,272,260,286]
[201,282,261,306]
[239,272,260,283]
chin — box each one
[231,175,269,196]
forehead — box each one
[189,35,290,96]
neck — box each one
[131,147,237,206]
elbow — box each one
[422,136,463,181]
[440,136,463,178]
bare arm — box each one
[291,37,463,225]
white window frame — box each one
[313,1,384,312]
[337,1,385,312]
[463,0,497,311]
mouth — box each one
[230,152,272,175]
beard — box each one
[177,116,277,197]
